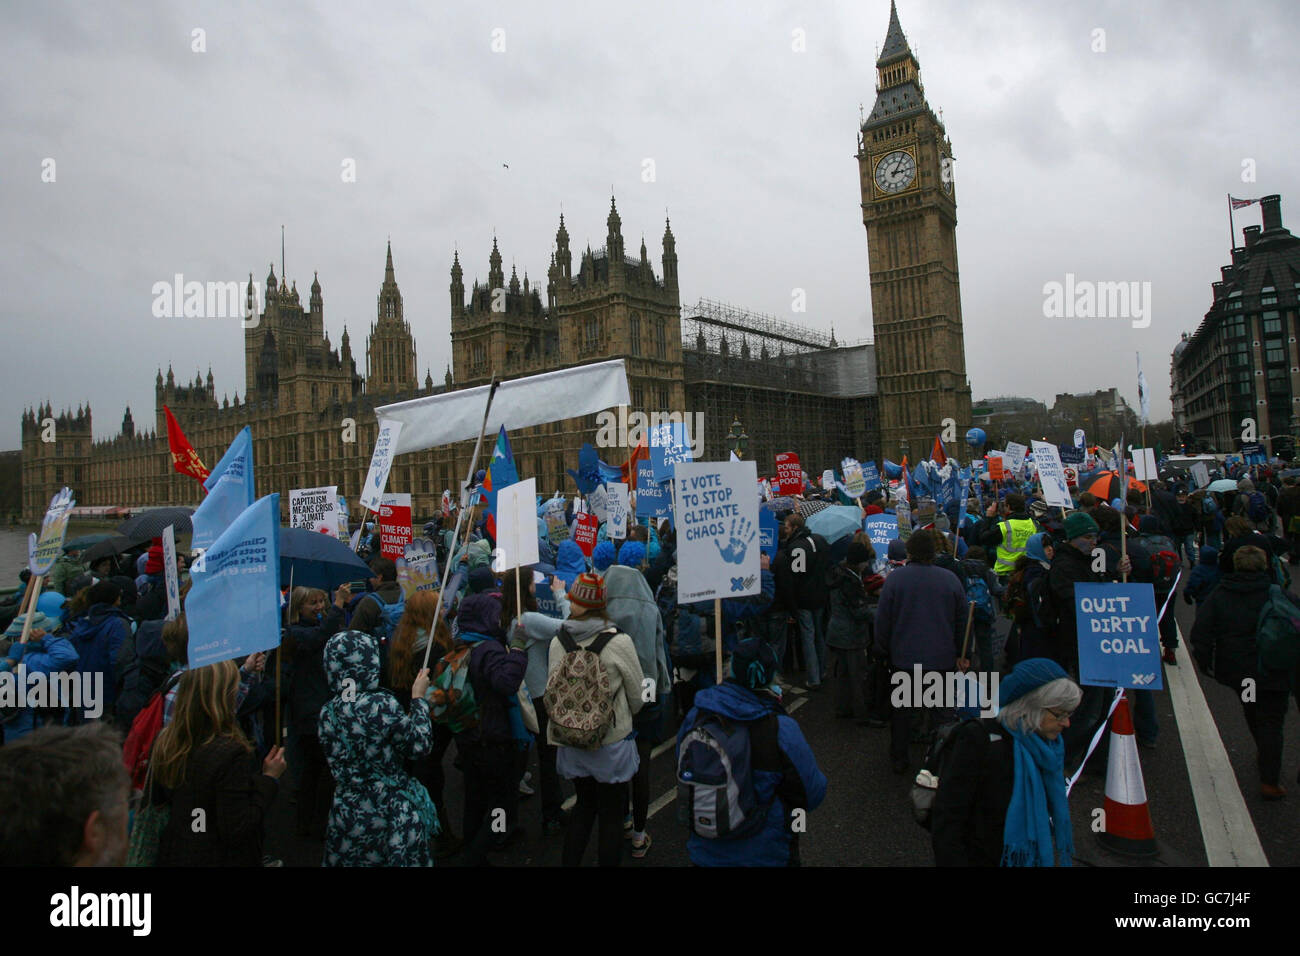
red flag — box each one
[621,436,649,491]
[931,436,948,467]
[164,405,210,484]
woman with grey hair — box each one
[930,657,1081,866]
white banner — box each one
[1031,440,1072,509]
[375,360,631,457]
[360,419,404,511]
[673,461,760,603]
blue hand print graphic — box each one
[714,517,754,564]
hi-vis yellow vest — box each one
[994,518,1037,575]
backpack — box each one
[1141,538,1179,595]
[912,717,999,830]
[429,645,479,734]
[963,569,995,625]
[544,626,618,749]
[122,670,184,795]
[1256,585,1300,673]
[368,592,406,642]
[677,706,804,841]
[1248,491,1270,524]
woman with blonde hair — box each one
[385,589,460,857]
[150,660,286,866]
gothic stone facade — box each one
[858,1,972,463]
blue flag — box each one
[483,426,518,539]
[192,426,255,551]
[187,493,282,668]
[566,443,605,494]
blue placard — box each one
[1058,445,1085,464]
[649,422,692,484]
[1075,583,1163,690]
[861,462,881,492]
[863,514,900,573]
[635,461,671,518]
[759,506,780,561]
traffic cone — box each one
[1096,694,1158,857]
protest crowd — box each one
[3,410,1299,870]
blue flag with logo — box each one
[187,493,281,668]
[192,426,255,551]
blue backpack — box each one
[368,592,406,642]
[1247,491,1270,523]
[678,708,796,840]
[963,570,995,625]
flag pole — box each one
[422,374,501,672]
[1228,193,1236,251]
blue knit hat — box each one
[1025,532,1052,563]
[999,658,1068,708]
[592,540,617,572]
[730,637,780,690]
[616,540,647,568]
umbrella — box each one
[82,534,139,565]
[1206,478,1238,493]
[1085,471,1147,501]
[762,496,797,514]
[805,505,865,544]
[797,499,832,518]
[117,507,194,540]
[63,532,119,551]
[279,527,373,591]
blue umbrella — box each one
[279,527,373,591]
[805,505,866,544]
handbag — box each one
[126,771,170,867]
[516,686,540,734]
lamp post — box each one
[725,416,749,459]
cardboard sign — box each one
[29,487,76,576]
[162,524,181,622]
[649,421,693,484]
[1075,583,1163,690]
[863,514,900,573]
[378,492,412,559]
[586,484,609,523]
[572,512,599,556]
[360,418,404,512]
[635,462,671,519]
[988,456,1005,481]
[1130,447,1159,482]
[842,458,866,499]
[289,485,341,538]
[775,452,802,496]
[493,478,540,571]
[1190,461,1210,489]
[1031,440,1072,509]
[673,461,761,603]
[607,482,629,540]
[397,538,440,599]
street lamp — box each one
[725,416,749,459]
[899,437,910,463]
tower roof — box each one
[384,241,395,283]
[877,0,912,66]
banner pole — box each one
[17,575,45,643]
[278,565,292,747]
[421,375,501,673]
[959,600,975,663]
[714,597,723,685]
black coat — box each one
[1047,543,1105,667]
[930,718,1014,866]
[287,605,345,736]
[1190,572,1289,692]
[154,736,277,867]
[773,528,831,612]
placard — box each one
[378,492,412,560]
[493,478,540,571]
[861,462,882,492]
[289,485,341,538]
[397,538,440,599]
[649,421,693,484]
[1075,583,1163,690]
[586,484,609,523]
[1003,442,1028,476]
[1031,440,1072,509]
[607,482,629,540]
[759,507,780,561]
[775,452,802,496]
[29,487,76,576]
[572,512,599,556]
[1130,447,1159,482]
[674,460,761,603]
[162,524,181,621]
[1190,461,1210,489]
[863,514,900,573]
[360,418,404,511]
[988,456,1005,481]
[635,462,671,519]
[842,458,866,499]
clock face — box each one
[874,150,916,194]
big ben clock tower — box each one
[858,1,972,464]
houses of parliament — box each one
[20,2,971,523]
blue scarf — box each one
[1000,720,1073,867]
[457,631,533,750]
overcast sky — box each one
[4,0,1298,450]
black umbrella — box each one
[279,527,373,591]
[116,507,194,541]
[82,534,139,565]
[797,499,832,518]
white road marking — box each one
[1166,621,1268,866]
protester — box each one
[49,545,86,597]
[148,660,286,866]
[1,613,78,741]
[318,630,437,866]
[0,722,130,865]
[1002,534,1054,666]
[977,493,1038,579]
[773,512,832,691]
[134,539,169,622]
[285,584,348,841]
[1182,546,1222,606]
[65,579,132,723]
[931,658,1080,866]
[825,541,875,724]
[1136,515,1181,666]
[1191,546,1293,799]
[874,530,968,774]
[676,638,827,866]
[546,572,644,866]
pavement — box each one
[264,562,1300,867]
